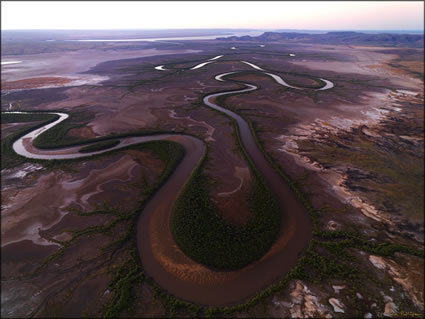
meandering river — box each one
[3,56,334,305]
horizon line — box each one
[1,28,424,32]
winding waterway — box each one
[3,57,333,306]
[155,56,334,91]
[137,68,314,305]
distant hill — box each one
[218,31,424,48]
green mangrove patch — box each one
[21,139,185,317]
[1,113,59,169]
[171,147,280,271]
[32,110,94,148]
[1,112,59,124]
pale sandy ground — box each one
[275,90,424,233]
[269,45,424,229]
[1,48,200,87]
[368,254,424,311]
[291,44,422,90]
[2,42,423,316]
[237,46,424,315]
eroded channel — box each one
[3,58,333,306]
[137,70,315,305]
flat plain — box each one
[1,29,424,318]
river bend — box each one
[3,56,333,305]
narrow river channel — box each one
[3,58,333,305]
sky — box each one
[1,1,424,31]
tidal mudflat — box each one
[1,29,423,318]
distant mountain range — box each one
[218,31,424,48]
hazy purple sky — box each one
[2,1,424,31]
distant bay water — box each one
[50,31,264,42]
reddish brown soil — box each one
[67,126,97,139]
[2,40,423,316]
[1,77,72,90]
[1,148,165,317]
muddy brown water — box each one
[137,80,312,306]
[4,70,312,306]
